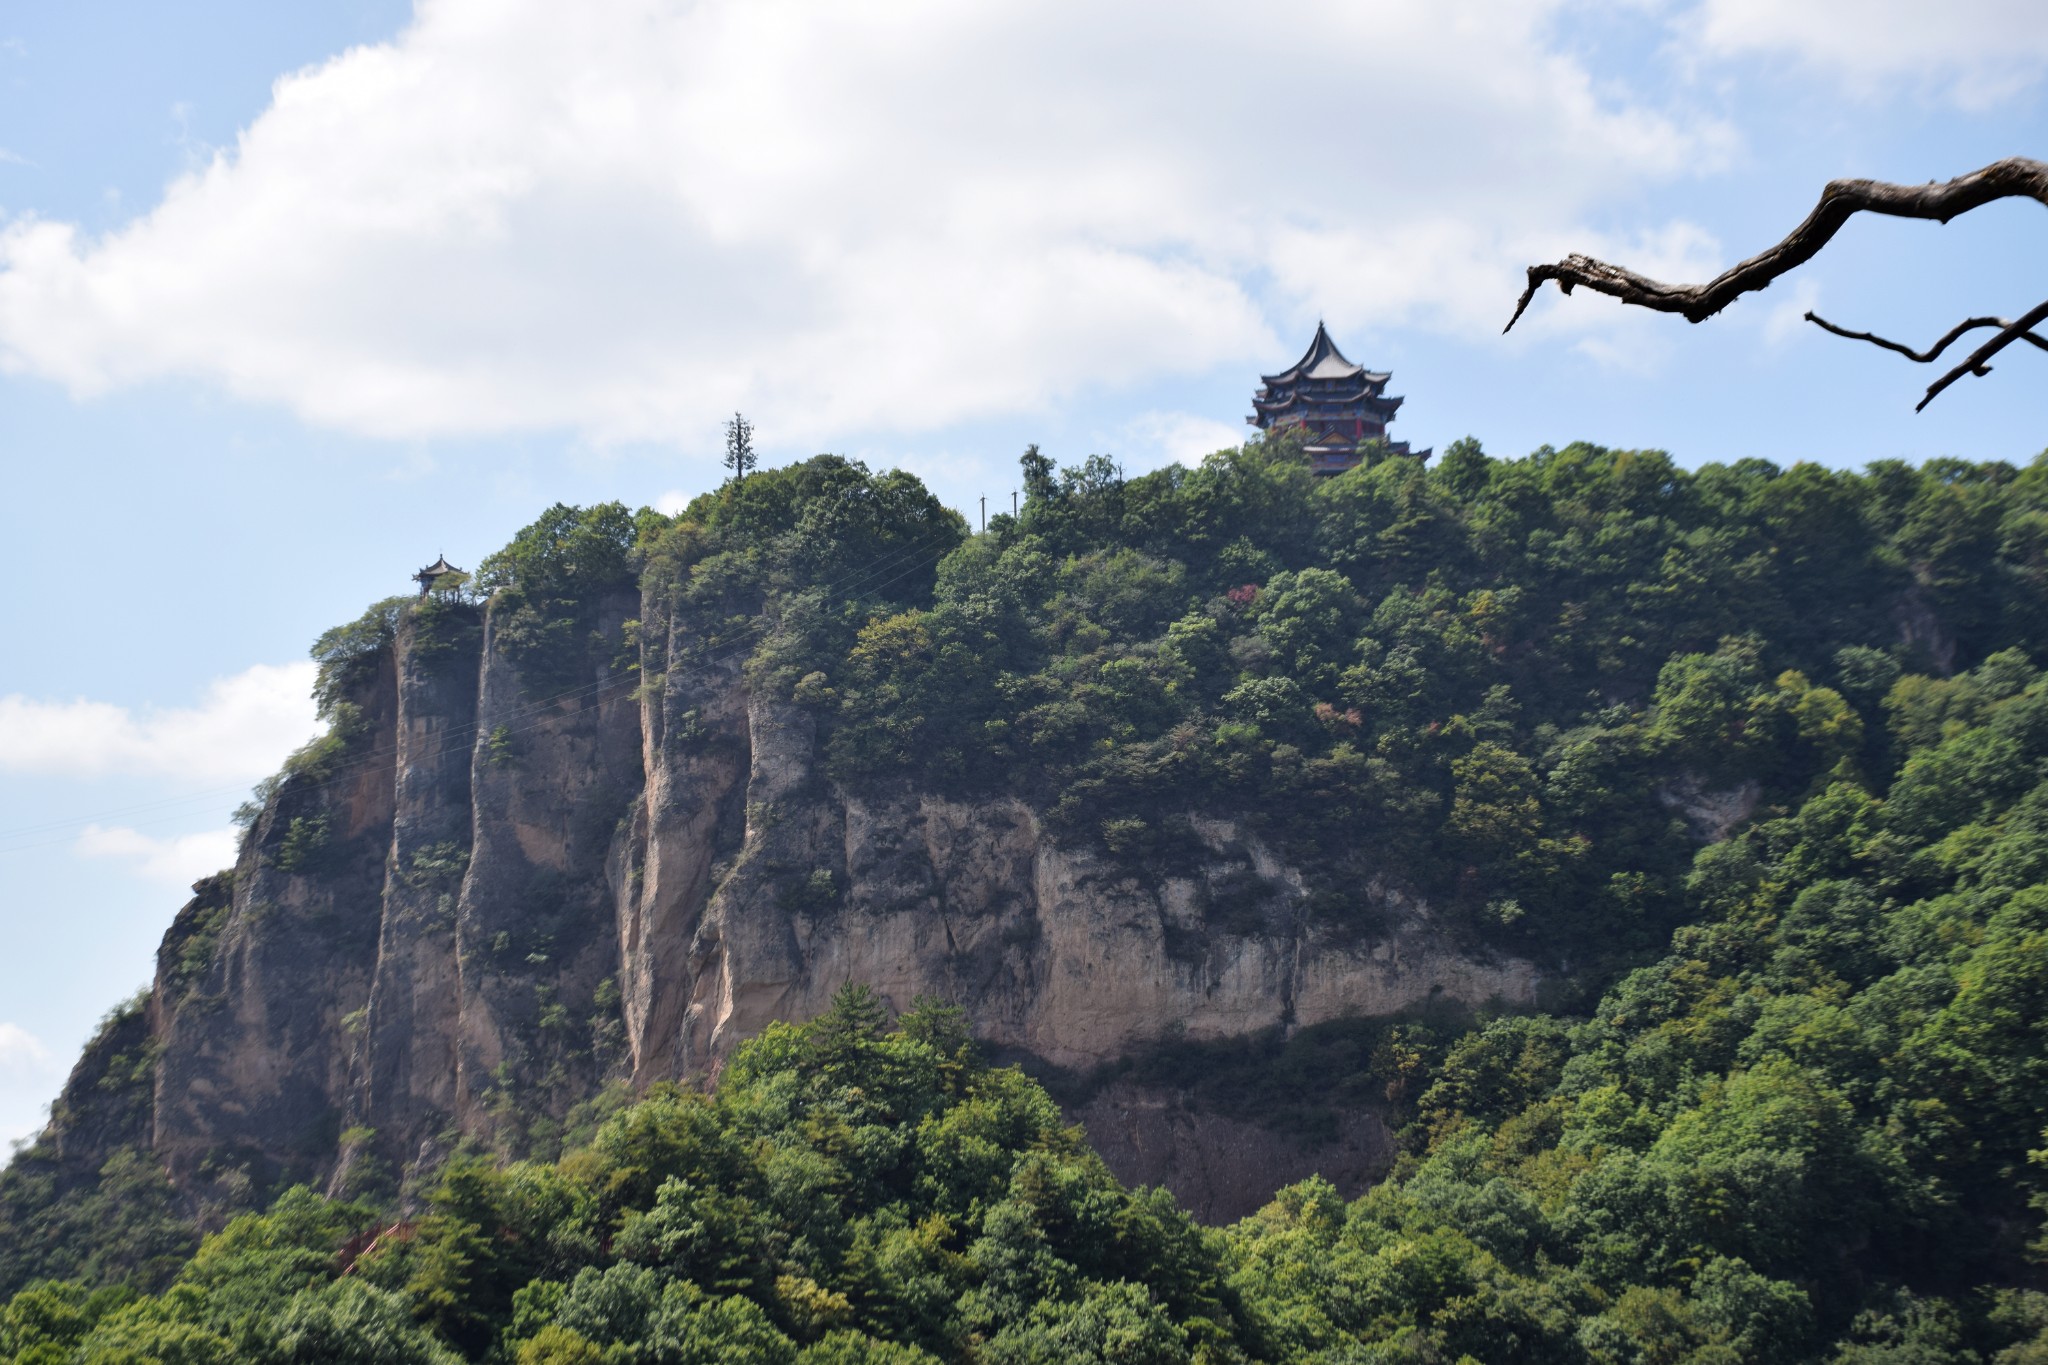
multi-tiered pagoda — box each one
[1248,323,1424,475]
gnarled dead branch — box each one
[1505,157,2048,407]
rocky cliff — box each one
[122,584,1536,1219]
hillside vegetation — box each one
[9,437,2048,1361]
[644,437,2048,968]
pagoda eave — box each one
[1250,399,1403,424]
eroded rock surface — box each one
[1657,773,1762,844]
[115,587,1537,1217]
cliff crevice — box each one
[111,584,1537,1213]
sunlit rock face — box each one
[125,585,1536,1218]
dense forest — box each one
[9,435,2048,1361]
[648,434,2047,971]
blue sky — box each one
[1,0,2045,1145]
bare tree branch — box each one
[1918,296,2048,410]
[1504,156,2048,333]
[1803,310,2048,366]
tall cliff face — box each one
[150,658,397,1189]
[129,584,1535,1213]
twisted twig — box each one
[1916,297,2048,410]
[1802,310,2048,365]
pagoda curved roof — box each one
[1261,322,1391,387]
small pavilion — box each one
[1248,324,1427,475]
[413,555,465,596]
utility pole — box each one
[979,496,986,532]
[1011,490,1018,516]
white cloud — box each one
[0,1023,54,1080]
[0,661,320,781]
[1119,411,1250,470]
[1540,218,1731,369]
[654,489,691,516]
[0,0,1731,447]
[0,1025,58,1151]
[75,824,241,886]
[1763,277,1823,347]
[1688,0,2048,106]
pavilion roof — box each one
[415,555,464,580]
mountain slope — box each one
[8,438,2048,1345]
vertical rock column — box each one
[354,601,483,1168]
[452,590,645,1144]
[616,595,750,1085]
[681,690,846,1070]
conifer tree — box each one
[723,412,756,484]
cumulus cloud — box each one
[1119,411,1252,470]
[1688,0,2048,105]
[0,0,1731,448]
[75,824,241,886]
[0,662,320,781]
[1762,277,1823,348]
[0,1026,58,1149]
[0,1023,53,1076]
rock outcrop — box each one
[118,587,1537,1217]
[1656,773,1762,845]
[1074,1081,1399,1224]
